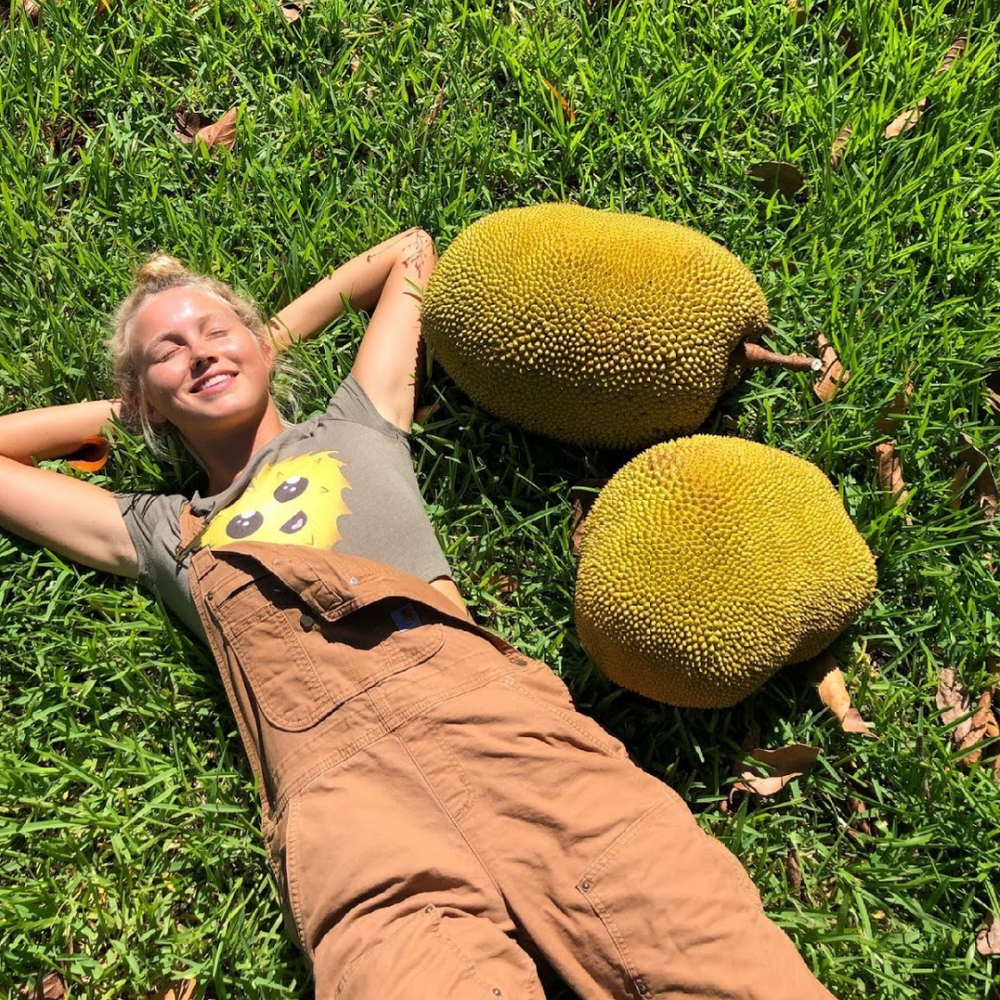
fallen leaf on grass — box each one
[746,161,807,198]
[541,77,576,121]
[280,0,311,22]
[149,981,197,1000]
[23,973,66,1000]
[413,400,441,425]
[482,573,519,597]
[947,435,997,520]
[830,124,852,167]
[938,35,967,74]
[786,0,805,27]
[785,848,809,902]
[811,653,873,734]
[875,381,914,434]
[986,370,1000,415]
[848,796,874,837]
[976,913,1000,956]
[174,107,238,151]
[837,26,859,61]
[65,436,109,472]
[569,479,609,557]
[936,667,999,764]
[731,744,820,797]
[874,441,911,521]
[813,332,850,402]
[885,97,928,139]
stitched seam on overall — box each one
[502,675,625,758]
[374,657,517,734]
[431,728,476,824]
[333,908,497,999]
[392,732,509,907]
[579,800,669,997]
[274,722,389,812]
[229,611,331,729]
[284,794,310,959]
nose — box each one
[190,343,218,374]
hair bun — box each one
[135,253,187,286]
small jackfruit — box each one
[421,203,769,449]
[574,436,877,708]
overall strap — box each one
[178,501,274,818]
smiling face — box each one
[128,286,276,441]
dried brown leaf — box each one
[986,370,1000,415]
[961,691,997,766]
[885,97,928,139]
[937,666,973,737]
[874,441,909,505]
[950,435,997,520]
[174,110,213,142]
[19,0,40,17]
[977,913,1000,956]
[848,796,874,837]
[541,77,576,122]
[837,26,860,61]
[25,973,66,1000]
[813,332,850,402]
[785,847,810,902]
[414,401,441,425]
[194,106,238,151]
[939,35,967,74]
[569,479,609,557]
[811,654,874,735]
[731,744,821,797]
[149,981,197,1000]
[786,0,805,27]
[830,124,852,167]
[875,381,914,434]
[746,161,808,198]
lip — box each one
[190,371,238,395]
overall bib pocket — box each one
[206,553,446,732]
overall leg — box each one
[419,660,836,1000]
[276,728,545,1000]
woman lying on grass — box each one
[0,228,836,1000]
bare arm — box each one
[0,402,139,578]
[268,228,436,432]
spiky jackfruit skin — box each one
[420,203,769,449]
[574,437,877,708]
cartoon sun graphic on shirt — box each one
[198,452,352,550]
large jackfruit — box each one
[574,437,877,707]
[420,203,769,449]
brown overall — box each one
[179,505,836,1000]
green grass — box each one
[2,0,999,997]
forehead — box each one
[129,286,240,350]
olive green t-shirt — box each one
[116,376,452,642]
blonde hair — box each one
[109,254,297,459]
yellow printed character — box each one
[199,452,352,549]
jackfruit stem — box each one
[735,341,823,373]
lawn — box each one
[1,0,999,997]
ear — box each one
[141,398,170,428]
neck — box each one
[187,398,287,496]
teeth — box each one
[197,374,231,392]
